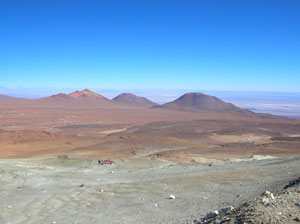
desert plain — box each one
[0,90,300,223]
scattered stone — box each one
[195,177,300,224]
[262,190,275,199]
[169,194,176,199]
[100,189,104,192]
[154,203,158,207]
[204,210,219,220]
[80,184,84,187]
[7,206,12,209]
[262,197,269,203]
[111,171,114,174]
[247,219,255,223]
[219,206,234,215]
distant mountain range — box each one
[0,89,282,118]
[37,90,157,107]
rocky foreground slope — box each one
[196,177,300,224]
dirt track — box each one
[0,156,299,224]
[134,147,189,158]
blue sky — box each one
[0,0,299,92]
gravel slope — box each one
[0,156,300,224]
[195,177,300,224]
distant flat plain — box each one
[213,91,300,118]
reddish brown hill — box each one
[113,93,158,107]
[158,92,254,114]
[69,89,110,101]
[36,89,115,107]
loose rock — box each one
[262,190,275,199]
[169,194,176,200]
[204,210,219,220]
[219,206,234,215]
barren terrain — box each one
[0,91,300,224]
[0,156,299,224]
[0,110,299,160]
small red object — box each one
[103,160,114,164]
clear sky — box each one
[1,0,299,92]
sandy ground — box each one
[0,156,300,224]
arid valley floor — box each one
[0,90,300,223]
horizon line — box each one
[1,86,300,94]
